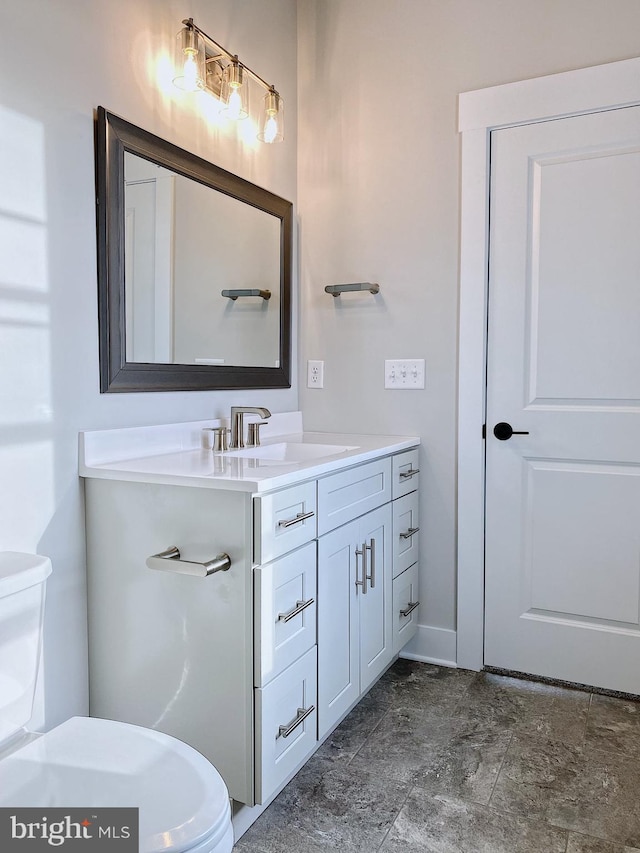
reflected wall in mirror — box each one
[96,107,292,392]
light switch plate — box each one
[385,359,425,389]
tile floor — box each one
[234,660,640,852]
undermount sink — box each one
[225,442,359,463]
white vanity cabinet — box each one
[82,424,419,826]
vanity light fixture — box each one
[173,18,284,143]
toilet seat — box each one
[0,716,233,852]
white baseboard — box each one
[399,623,457,668]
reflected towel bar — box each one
[325,282,380,297]
[222,289,271,301]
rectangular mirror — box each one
[95,107,292,392]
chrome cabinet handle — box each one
[400,600,420,618]
[146,546,231,577]
[355,542,368,594]
[400,526,420,540]
[365,538,376,589]
[399,467,420,480]
[278,510,315,529]
[277,705,315,739]
[278,597,315,623]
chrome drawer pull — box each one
[400,526,420,540]
[399,467,420,480]
[355,542,368,594]
[278,597,315,623]
[365,538,376,589]
[278,510,315,529]
[400,600,420,618]
[277,705,315,739]
[146,546,231,577]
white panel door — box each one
[485,105,640,693]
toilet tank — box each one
[0,553,52,744]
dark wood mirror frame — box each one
[95,107,292,392]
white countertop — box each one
[79,412,419,493]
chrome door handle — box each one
[399,467,420,480]
[146,546,231,577]
[400,600,420,618]
[355,542,368,594]
[400,526,420,540]
[278,598,315,623]
[278,510,315,528]
[277,705,315,739]
[365,538,376,589]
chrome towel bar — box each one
[146,546,231,577]
[324,282,380,297]
[221,288,271,301]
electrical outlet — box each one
[307,360,324,388]
[384,359,425,389]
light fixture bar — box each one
[182,18,277,97]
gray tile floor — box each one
[234,660,640,853]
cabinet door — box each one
[254,542,317,687]
[317,458,391,535]
[392,490,420,579]
[393,561,420,654]
[358,503,393,693]
[317,518,359,739]
[255,646,317,804]
[254,481,317,564]
[392,448,420,500]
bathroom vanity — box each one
[80,413,420,818]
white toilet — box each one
[0,552,234,853]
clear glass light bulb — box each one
[263,114,278,144]
[226,88,243,120]
[181,51,199,92]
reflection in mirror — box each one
[95,107,292,392]
[124,153,281,368]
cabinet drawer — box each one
[392,448,420,499]
[254,481,317,564]
[255,646,318,804]
[392,490,420,579]
[317,458,391,535]
[393,562,420,654]
[254,542,317,687]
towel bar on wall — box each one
[146,546,231,576]
[221,289,271,301]
[324,282,380,297]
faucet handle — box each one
[203,426,230,452]
[246,422,268,448]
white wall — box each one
[0,0,297,728]
[297,0,640,662]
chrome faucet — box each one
[230,406,271,449]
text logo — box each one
[0,809,138,851]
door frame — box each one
[457,56,640,671]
